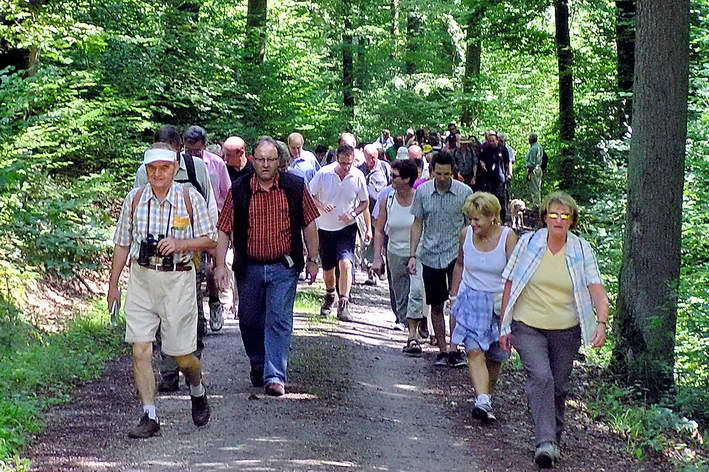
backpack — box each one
[541,148,549,172]
[174,152,205,200]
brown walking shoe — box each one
[191,391,211,427]
[337,297,353,322]
[128,413,160,439]
[320,291,337,316]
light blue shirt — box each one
[288,150,321,184]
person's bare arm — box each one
[213,230,232,290]
[372,202,387,274]
[303,221,319,284]
[407,217,423,274]
[448,229,467,297]
[107,245,130,311]
[588,283,609,347]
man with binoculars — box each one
[107,142,217,438]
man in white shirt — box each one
[309,144,370,322]
[377,129,395,151]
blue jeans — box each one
[236,261,298,386]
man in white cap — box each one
[108,142,217,438]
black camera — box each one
[138,234,173,267]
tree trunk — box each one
[342,5,355,123]
[554,0,575,190]
[244,0,267,65]
[616,0,636,130]
[390,0,400,57]
[610,0,689,401]
[405,12,420,74]
[461,9,482,126]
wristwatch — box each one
[307,256,320,264]
[350,211,358,219]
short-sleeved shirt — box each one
[113,182,217,264]
[410,179,472,269]
[288,150,321,185]
[525,143,543,169]
[217,173,319,261]
[200,150,232,211]
[357,159,391,203]
[309,162,368,231]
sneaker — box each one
[434,352,449,366]
[364,273,378,286]
[128,413,160,439]
[448,350,467,368]
[320,291,337,316]
[209,302,224,332]
[264,382,285,397]
[337,298,353,322]
[157,373,179,393]
[534,442,559,469]
[472,401,497,423]
[392,322,406,331]
[191,390,211,427]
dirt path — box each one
[27,278,664,471]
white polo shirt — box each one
[309,162,368,231]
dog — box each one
[509,199,526,230]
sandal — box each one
[402,339,423,357]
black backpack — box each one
[541,149,549,171]
[174,152,205,200]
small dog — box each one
[509,199,526,230]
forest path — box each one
[27,276,655,471]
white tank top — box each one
[461,225,511,293]
[385,192,414,257]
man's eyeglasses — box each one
[391,173,401,179]
[253,157,279,163]
[547,212,571,220]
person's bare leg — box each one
[407,318,421,341]
[174,353,202,387]
[323,268,336,291]
[467,350,490,395]
[486,358,502,393]
[431,304,447,353]
[132,342,155,406]
[449,312,457,353]
[338,259,353,298]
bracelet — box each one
[408,256,416,260]
[598,320,607,325]
[306,256,320,264]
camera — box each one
[138,233,173,267]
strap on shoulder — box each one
[182,185,194,234]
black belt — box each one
[138,263,192,272]
[253,256,292,267]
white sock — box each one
[190,383,205,397]
[476,394,491,405]
[143,404,157,420]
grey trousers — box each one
[387,252,410,324]
[511,320,581,446]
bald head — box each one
[223,136,247,167]
[338,132,356,148]
[287,132,305,158]
[407,145,423,160]
[363,143,379,169]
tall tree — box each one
[615,0,636,129]
[342,0,355,123]
[610,0,690,400]
[461,5,483,126]
[391,0,400,57]
[245,0,267,65]
[554,0,575,190]
[405,11,421,74]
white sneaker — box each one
[392,322,406,331]
[472,399,497,423]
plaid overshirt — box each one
[500,228,603,345]
[113,182,217,264]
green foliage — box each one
[0,298,126,463]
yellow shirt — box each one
[513,246,578,330]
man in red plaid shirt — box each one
[214,136,319,397]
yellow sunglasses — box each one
[547,212,571,220]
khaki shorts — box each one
[124,264,197,356]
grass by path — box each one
[0,298,126,471]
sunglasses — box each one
[547,212,571,220]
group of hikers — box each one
[107,123,609,469]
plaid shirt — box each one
[217,173,319,261]
[113,182,217,264]
[410,179,472,268]
[500,228,603,345]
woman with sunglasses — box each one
[499,191,609,469]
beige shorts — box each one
[124,264,197,356]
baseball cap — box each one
[144,148,178,165]
[396,146,409,160]
[422,144,432,154]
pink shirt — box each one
[201,150,231,211]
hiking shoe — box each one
[392,322,406,331]
[209,302,224,332]
[472,401,497,423]
[191,390,211,427]
[157,374,179,393]
[128,413,160,439]
[434,352,449,366]
[320,292,337,316]
[264,382,285,397]
[534,442,559,469]
[402,339,423,357]
[448,350,467,368]
[250,368,264,387]
[337,298,353,322]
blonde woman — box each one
[499,191,609,468]
[449,192,518,422]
